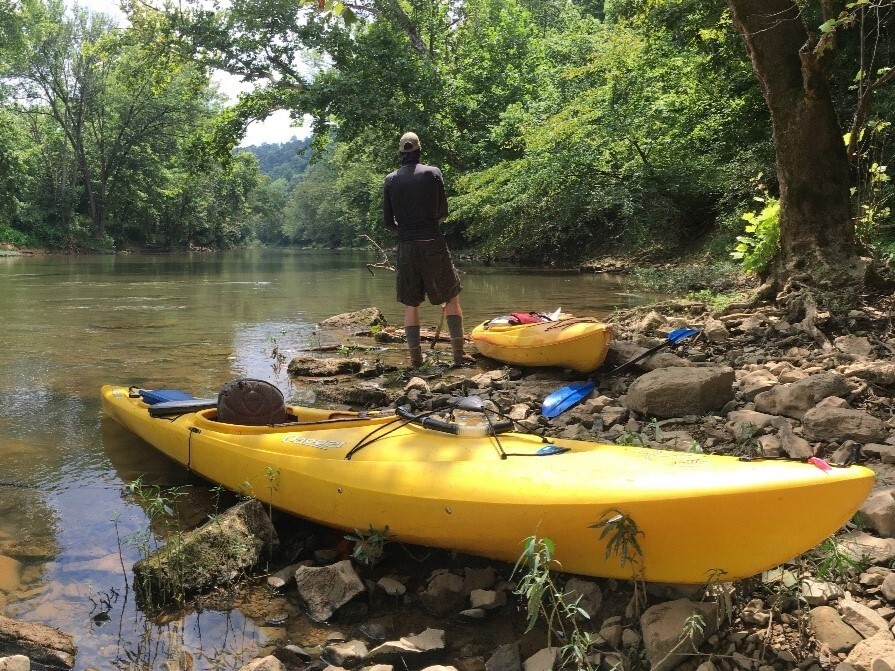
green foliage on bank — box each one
[1,0,893,263]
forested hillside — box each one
[1,0,892,270]
[238,138,313,190]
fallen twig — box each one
[362,234,395,275]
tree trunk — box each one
[726,0,861,289]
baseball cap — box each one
[399,132,421,153]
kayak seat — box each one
[217,378,289,426]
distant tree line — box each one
[237,138,313,191]
[0,0,303,251]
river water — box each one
[0,249,657,670]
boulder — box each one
[561,577,602,619]
[367,628,445,662]
[322,639,370,668]
[839,533,895,565]
[835,335,874,358]
[295,560,366,622]
[844,361,895,387]
[239,656,286,671]
[640,599,719,671]
[737,369,777,400]
[840,597,891,638]
[522,648,559,671]
[776,421,813,459]
[485,643,522,671]
[861,489,895,538]
[0,616,76,670]
[288,356,363,377]
[845,632,895,671]
[0,656,29,671]
[318,308,388,329]
[419,571,466,617]
[753,372,852,420]
[626,366,734,419]
[801,407,887,443]
[702,317,730,343]
[133,499,279,607]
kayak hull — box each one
[470,317,613,372]
[101,384,875,584]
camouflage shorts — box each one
[395,238,461,306]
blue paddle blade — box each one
[541,381,597,419]
[668,327,700,343]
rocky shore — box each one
[7,293,895,671]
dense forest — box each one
[238,138,314,191]
[0,0,892,275]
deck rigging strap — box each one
[390,400,567,460]
[542,317,605,331]
[345,398,566,460]
[396,405,514,437]
[344,414,417,460]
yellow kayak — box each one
[101,384,874,584]
[470,315,613,372]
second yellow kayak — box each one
[471,315,613,372]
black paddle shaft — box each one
[595,335,688,381]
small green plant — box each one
[345,525,391,566]
[123,478,191,610]
[264,466,281,518]
[680,612,705,645]
[337,343,361,357]
[590,510,644,570]
[685,289,743,313]
[615,420,666,448]
[731,180,780,274]
[615,428,647,447]
[590,510,647,616]
[731,422,762,458]
[811,537,867,581]
[513,536,561,634]
[266,329,288,374]
[649,611,711,671]
[702,569,734,624]
[512,535,600,669]
[646,418,662,442]
[307,328,323,350]
[111,512,129,594]
[126,477,185,524]
[849,119,891,249]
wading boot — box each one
[408,345,425,369]
[451,337,475,367]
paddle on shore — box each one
[541,327,700,419]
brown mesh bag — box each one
[217,378,288,425]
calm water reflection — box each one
[0,249,656,670]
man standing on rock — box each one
[382,131,474,368]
